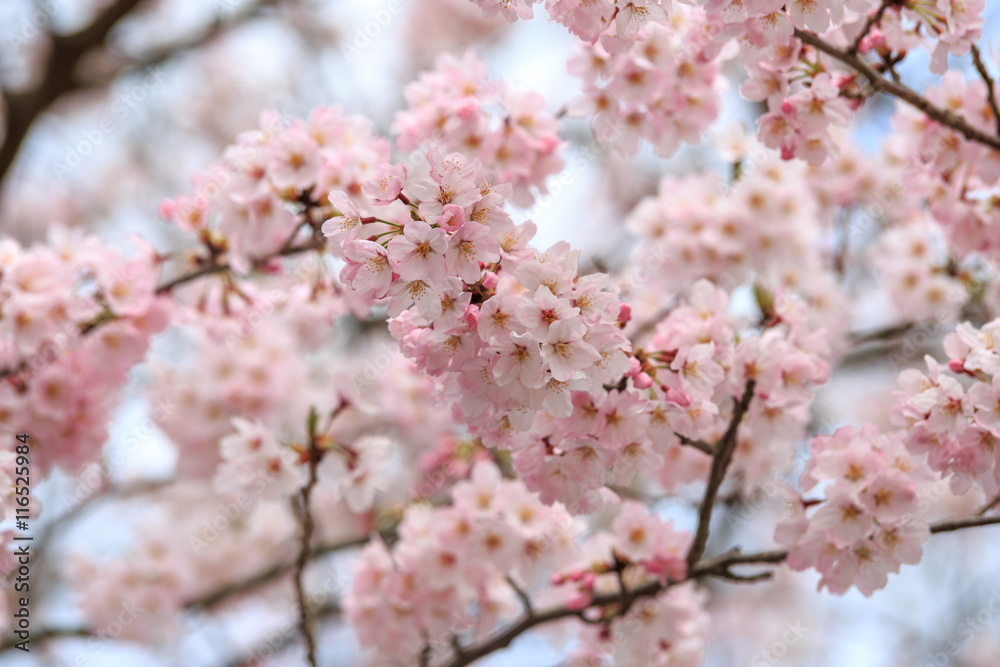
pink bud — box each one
[464,304,480,329]
[663,387,692,408]
[437,204,466,232]
[633,372,654,389]
[626,356,642,377]
[948,358,977,377]
[482,271,499,289]
[618,303,632,328]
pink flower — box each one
[612,500,663,562]
[267,126,320,190]
[857,469,917,523]
[475,0,538,21]
[340,240,395,299]
[541,319,602,382]
[615,1,669,38]
[478,295,521,344]
[811,486,874,548]
[361,163,407,204]
[445,221,500,283]
[387,279,443,321]
[489,332,546,388]
[515,286,580,338]
[387,219,449,282]
[322,191,364,247]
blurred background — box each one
[1,1,1000,666]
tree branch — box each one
[676,434,715,456]
[793,29,1000,154]
[970,44,1000,136]
[686,380,756,568]
[441,510,1000,666]
[0,0,147,183]
[928,514,1000,534]
[293,408,323,667]
[0,0,282,186]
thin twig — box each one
[293,408,323,667]
[794,28,1000,153]
[976,493,1000,516]
[676,434,715,456]
[929,514,1000,534]
[444,510,1000,667]
[970,44,1000,136]
[849,0,894,55]
[686,380,756,568]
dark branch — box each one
[0,0,146,183]
[686,380,756,568]
[293,408,324,667]
[793,28,1000,154]
[970,45,1000,136]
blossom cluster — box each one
[0,228,167,475]
[68,481,316,639]
[327,147,638,511]
[158,106,389,271]
[468,0,994,174]
[327,138,836,511]
[569,584,708,667]
[565,6,723,157]
[640,280,830,493]
[893,320,1000,498]
[888,71,1000,260]
[872,220,966,324]
[345,460,581,662]
[551,500,707,667]
[776,424,934,596]
[393,51,565,205]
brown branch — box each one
[79,0,279,91]
[156,234,325,294]
[676,434,715,456]
[187,532,378,611]
[0,0,282,186]
[224,600,342,667]
[848,322,915,346]
[293,408,323,667]
[0,0,147,183]
[793,28,1000,154]
[444,511,1000,667]
[977,493,1000,516]
[970,45,1000,136]
[686,380,756,568]
[928,514,1000,534]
